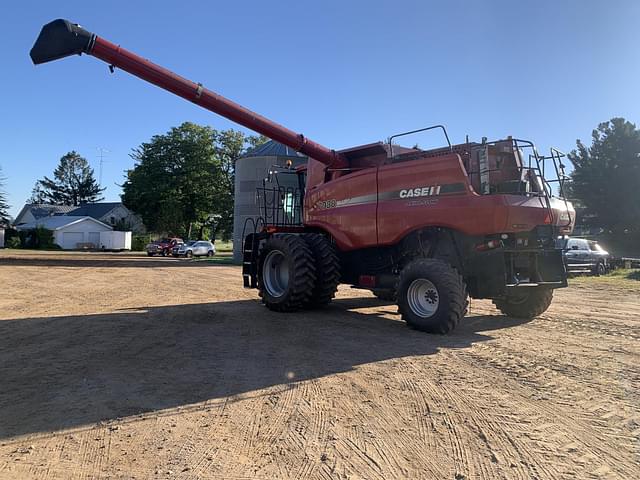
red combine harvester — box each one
[31,19,575,333]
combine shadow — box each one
[0,298,530,440]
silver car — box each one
[176,240,215,258]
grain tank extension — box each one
[31,19,575,333]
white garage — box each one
[16,216,113,250]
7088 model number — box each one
[316,199,337,209]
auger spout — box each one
[31,19,347,168]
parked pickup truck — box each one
[558,237,610,276]
[146,238,183,257]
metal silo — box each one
[233,140,307,262]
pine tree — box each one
[33,151,105,206]
[27,183,46,204]
[568,118,640,234]
[0,167,11,226]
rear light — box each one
[475,240,503,252]
[359,275,376,287]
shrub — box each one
[132,234,152,251]
[6,236,21,248]
[20,227,58,249]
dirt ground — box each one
[0,251,638,480]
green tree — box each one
[33,151,104,205]
[0,167,11,226]
[27,183,46,204]
[567,118,640,234]
[122,122,264,238]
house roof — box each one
[241,140,307,159]
[14,204,77,224]
[68,202,122,219]
[16,216,113,231]
[14,202,126,226]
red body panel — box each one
[306,167,378,248]
[305,153,574,251]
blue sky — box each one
[2,0,638,217]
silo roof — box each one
[241,140,307,159]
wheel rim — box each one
[263,250,289,297]
[407,279,439,318]
[507,291,530,305]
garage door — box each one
[88,232,101,248]
[62,232,84,249]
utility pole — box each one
[97,147,110,187]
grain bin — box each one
[233,140,307,262]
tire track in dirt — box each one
[181,399,228,478]
[403,357,538,480]
[327,363,445,479]
[448,346,639,479]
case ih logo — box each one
[399,186,441,198]
[315,182,466,210]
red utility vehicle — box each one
[146,238,183,257]
[31,19,575,333]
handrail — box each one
[388,125,452,158]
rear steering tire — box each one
[397,259,467,334]
[492,288,553,319]
[258,234,316,312]
[301,233,340,308]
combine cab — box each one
[31,19,575,333]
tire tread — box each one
[258,234,316,312]
[398,259,466,334]
[492,288,553,319]
[302,233,341,307]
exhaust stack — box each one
[30,19,347,168]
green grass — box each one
[193,254,236,265]
[215,241,233,253]
[604,268,640,281]
[570,268,640,293]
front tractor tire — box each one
[302,233,341,308]
[492,288,553,319]
[397,259,467,334]
[258,234,316,312]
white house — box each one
[14,202,145,233]
[16,216,114,250]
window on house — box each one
[110,216,116,224]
